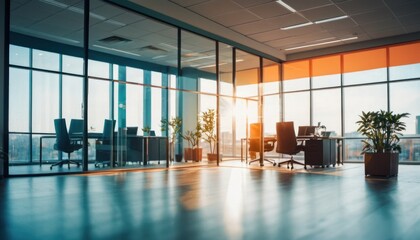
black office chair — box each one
[248,123,276,166]
[95,119,116,167]
[50,119,82,170]
[276,121,304,169]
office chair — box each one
[95,119,116,167]
[276,121,305,169]
[50,119,82,170]
[248,123,276,166]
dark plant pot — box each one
[364,152,399,178]
[175,154,183,162]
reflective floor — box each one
[1,163,420,240]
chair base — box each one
[277,158,304,169]
[249,158,277,167]
[50,160,80,170]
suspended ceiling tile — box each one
[232,0,273,8]
[130,19,173,33]
[112,25,152,39]
[90,4,126,19]
[169,0,209,7]
[210,9,260,27]
[337,0,385,15]
[283,0,332,11]
[247,1,290,19]
[231,19,279,35]
[187,0,242,17]
[110,11,146,25]
[390,2,420,17]
[399,13,420,27]
[360,19,402,33]
[279,24,326,36]
[368,28,407,39]
[326,26,366,38]
[301,5,345,22]
[266,36,307,48]
[249,29,292,43]
[319,18,357,31]
[267,13,308,28]
[351,8,396,25]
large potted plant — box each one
[356,110,409,177]
[161,117,182,162]
[201,109,218,162]
[182,121,202,162]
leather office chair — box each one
[248,123,276,166]
[50,119,82,170]
[276,121,304,169]
[95,119,116,167]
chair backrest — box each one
[276,121,299,154]
[69,119,83,136]
[54,118,71,149]
[127,127,138,135]
[102,119,116,141]
[249,123,261,152]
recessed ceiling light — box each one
[281,22,313,30]
[315,15,349,24]
[276,0,297,13]
[285,36,358,51]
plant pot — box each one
[175,154,183,162]
[184,148,192,162]
[207,153,220,162]
[364,152,399,177]
[192,148,202,162]
[184,148,203,162]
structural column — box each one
[0,0,10,177]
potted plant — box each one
[356,110,409,177]
[142,126,151,136]
[201,109,218,162]
[161,117,182,162]
[182,121,202,162]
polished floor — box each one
[1,163,420,240]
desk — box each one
[297,136,343,166]
[304,139,336,168]
[97,136,168,167]
[240,137,276,164]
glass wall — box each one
[7,0,420,176]
[9,0,85,174]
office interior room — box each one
[3,1,420,239]
[2,0,420,176]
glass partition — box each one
[180,30,216,164]
[9,0,84,174]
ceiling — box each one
[167,0,420,58]
[9,0,420,71]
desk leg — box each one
[143,137,148,165]
[241,139,243,162]
[39,137,43,167]
[337,140,342,165]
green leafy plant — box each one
[142,126,151,135]
[161,117,182,143]
[356,110,409,154]
[201,109,217,154]
[182,121,202,149]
